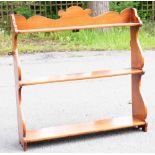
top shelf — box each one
[11,6,142,34]
[16,23,141,33]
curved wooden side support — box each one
[130,9,147,129]
[130,26,144,69]
[130,21,147,130]
[132,74,147,121]
[13,56,27,150]
[12,31,27,150]
[130,8,142,24]
[16,88,27,150]
[11,6,141,32]
[130,9,143,69]
[13,52,27,151]
[11,20,22,80]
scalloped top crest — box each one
[11,6,141,32]
[58,6,92,18]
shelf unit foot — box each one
[142,123,148,132]
[20,140,28,151]
[137,123,148,132]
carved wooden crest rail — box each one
[10,6,147,151]
[11,6,141,33]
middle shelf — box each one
[19,68,144,87]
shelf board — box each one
[24,116,145,143]
[19,68,144,86]
[17,23,141,33]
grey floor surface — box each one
[0,51,155,153]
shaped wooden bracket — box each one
[130,9,147,131]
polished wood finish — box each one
[19,68,144,86]
[10,6,141,34]
[13,23,141,33]
[10,6,147,151]
[24,116,145,143]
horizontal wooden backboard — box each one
[11,6,141,33]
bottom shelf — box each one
[24,116,145,143]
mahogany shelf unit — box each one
[10,6,148,151]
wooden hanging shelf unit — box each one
[10,6,147,151]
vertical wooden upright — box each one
[11,20,27,150]
[130,9,147,131]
